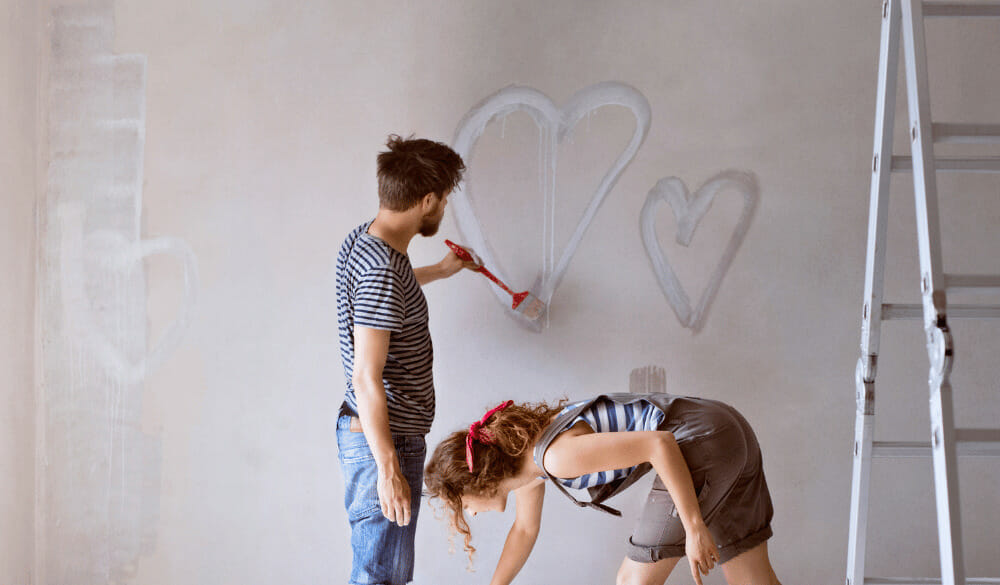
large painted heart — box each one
[639,170,759,333]
[452,82,651,331]
[58,201,200,383]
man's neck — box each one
[367,209,418,255]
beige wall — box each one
[24,1,1000,583]
[0,0,36,582]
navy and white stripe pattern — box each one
[557,397,666,490]
[337,221,434,435]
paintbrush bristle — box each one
[514,294,546,321]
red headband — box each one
[466,400,514,473]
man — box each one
[336,134,476,585]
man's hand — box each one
[377,461,412,526]
[438,247,481,278]
[684,521,719,585]
[414,247,480,285]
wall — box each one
[33,1,1000,584]
[0,0,36,582]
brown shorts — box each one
[626,402,773,564]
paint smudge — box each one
[629,365,667,394]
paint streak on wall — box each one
[640,171,758,333]
[629,365,667,394]
[451,82,651,331]
[39,3,197,582]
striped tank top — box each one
[556,396,666,490]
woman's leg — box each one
[615,555,680,585]
[721,541,780,585]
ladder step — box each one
[892,156,1000,173]
[874,429,1000,457]
[945,274,1000,293]
[882,303,1000,319]
[933,123,1000,144]
[865,579,1000,585]
[923,2,1000,17]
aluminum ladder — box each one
[848,2,1000,585]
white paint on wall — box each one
[38,3,196,582]
[629,365,667,394]
[640,171,759,333]
[59,202,199,384]
[452,82,651,331]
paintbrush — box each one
[445,239,546,321]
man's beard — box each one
[418,214,441,237]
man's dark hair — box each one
[376,134,466,211]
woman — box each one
[424,392,780,585]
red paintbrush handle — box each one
[444,239,474,262]
[444,239,517,298]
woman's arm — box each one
[488,479,545,585]
[543,430,719,584]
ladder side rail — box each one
[900,3,964,585]
[860,0,903,362]
[901,0,947,322]
[848,3,902,585]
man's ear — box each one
[421,191,438,211]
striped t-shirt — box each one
[556,397,666,490]
[336,221,434,435]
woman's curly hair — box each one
[424,399,566,567]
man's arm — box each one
[413,250,480,286]
[488,479,545,585]
[352,324,412,526]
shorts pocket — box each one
[668,478,711,518]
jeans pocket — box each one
[337,429,374,464]
[339,445,375,464]
[339,449,381,521]
[347,478,381,522]
[397,437,426,459]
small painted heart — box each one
[639,170,759,333]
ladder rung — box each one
[892,156,1000,173]
[945,273,1000,293]
[923,2,1000,17]
[865,579,1000,585]
[957,428,1000,450]
[873,430,1000,458]
[933,123,1000,144]
[882,303,1000,319]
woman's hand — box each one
[685,521,719,585]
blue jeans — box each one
[336,414,426,585]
